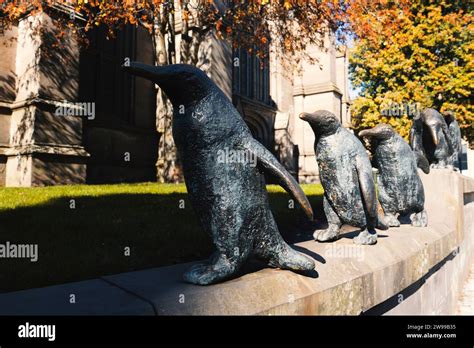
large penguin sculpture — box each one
[299,110,388,245]
[410,108,453,170]
[359,124,427,227]
[123,62,315,285]
[443,111,462,169]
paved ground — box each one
[457,262,474,314]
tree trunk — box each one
[153,4,183,183]
[180,1,189,63]
[149,2,208,183]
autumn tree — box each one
[347,0,473,144]
[0,0,349,182]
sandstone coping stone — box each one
[103,223,457,315]
[101,170,473,315]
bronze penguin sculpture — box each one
[124,62,315,285]
[300,110,388,245]
[359,124,427,227]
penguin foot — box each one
[383,213,400,227]
[183,255,238,285]
[268,245,315,271]
[410,210,428,227]
[431,162,449,169]
[313,224,340,242]
[375,216,389,230]
[353,229,377,245]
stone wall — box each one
[95,169,472,315]
[371,170,474,314]
[0,13,89,186]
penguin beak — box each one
[358,129,374,138]
[122,61,166,84]
[428,125,440,146]
[299,112,311,121]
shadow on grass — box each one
[0,191,324,293]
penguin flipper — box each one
[244,139,314,221]
[355,157,377,219]
[409,119,422,152]
[415,151,430,174]
[410,126,430,174]
[441,125,454,156]
[355,160,389,230]
[449,121,462,152]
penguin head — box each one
[299,110,340,136]
[442,110,456,126]
[122,62,215,108]
[420,108,444,146]
[359,123,395,142]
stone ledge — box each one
[100,171,471,315]
[293,82,343,97]
[102,223,458,315]
[0,144,90,157]
[0,170,471,315]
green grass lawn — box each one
[0,183,324,292]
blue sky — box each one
[344,37,360,100]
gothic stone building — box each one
[0,11,350,187]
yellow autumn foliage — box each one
[349,0,473,145]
